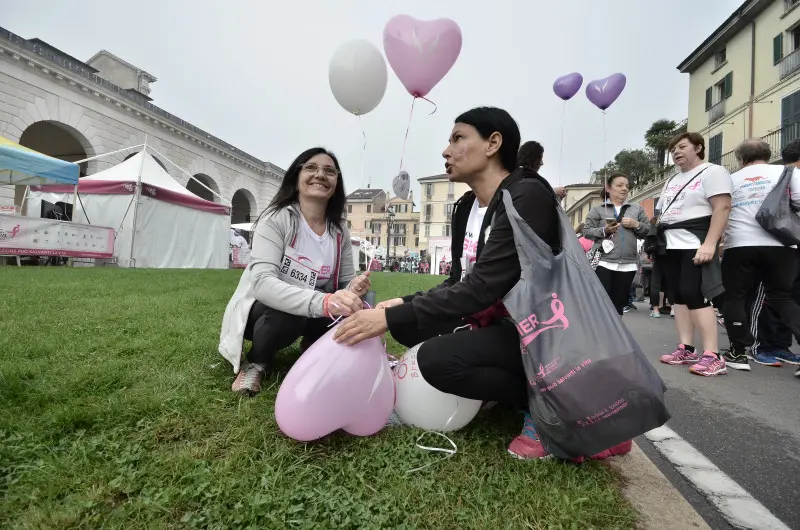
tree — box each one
[592,148,657,188]
[645,119,679,168]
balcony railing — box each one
[708,100,726,125]
[709,123,800,176]
[780,47,800,80]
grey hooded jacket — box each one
[583,201,650,264]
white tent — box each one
[27,152,231,268]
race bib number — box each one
[279,247,319,289]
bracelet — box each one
[323,293,332,318]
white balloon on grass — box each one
[328,39,388,116]
[393,343,482,432]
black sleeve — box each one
[386,179,559,329]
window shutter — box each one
[774,33,784,65]
[705,87,713,111]
[724,72,733,99]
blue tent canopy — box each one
[0,135,80,185]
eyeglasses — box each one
[301,163,339,178]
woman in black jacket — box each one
[334,106,564,459]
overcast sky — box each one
[4,0,740,202]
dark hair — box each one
[668,132,705,160]
[517,141,544,170]
[782,139,800,164]
[576,222,585,234]
[735,139,771,165]
[606,172,628,187]
[261,147,346,229]
[454,106,521,172]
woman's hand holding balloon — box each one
[348,271,371,297]
[327,290,364,317]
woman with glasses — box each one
[219,147,371,396]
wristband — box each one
[323,293,332,318]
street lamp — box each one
[386,205,395,265]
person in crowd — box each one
[332,107,631,461]
[644,216,671,318]
[720,138,800,374]
[517,140,567,200]
[656,132,732,377]
[743,140,800,377]
[582,173,650,315]
[575,222,593,252]
[218,147,371,396]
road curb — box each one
[607,442,710,530]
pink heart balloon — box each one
[383,14,463,98]
[275,325,395,442]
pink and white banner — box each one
[0,214,115,258]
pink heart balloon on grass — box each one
[275,325,395,442]
[383,14,463,98]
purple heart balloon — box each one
[585,73,627,110]
[553,72,583,101]
[383,14,463,98]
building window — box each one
[424,225,430,236]
[413,223,419,234]
[365,220,369,229]
[445,203,454,220]
[714,48,726,69]
[444,225,451,237]
[425,184,433,199]
[775,33,785,65]
[424,204,432,222]
[781,89,800,148]
[708,133,723,165]
[415,237,419,247]
[347,204,352,213]
[392,236,406,247]
[366,204,371,213]
[447,182,454,200]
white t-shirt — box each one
[657,163,732,249]
[725,164,800,249]
[292,215,336,290]
[461,200,487,279]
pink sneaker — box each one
[690,352,727,376]
[660,344,700,365]
[508,412,549,460]
[508,433,549,460]
[590,440,633,460]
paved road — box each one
[624,303,800,528]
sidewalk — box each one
[608,443,710,530]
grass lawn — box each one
[0,268,635,529]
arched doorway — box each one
[187,173,220,202]
[123,152,169,172]
[17,120,95,214]
[231,188,257,223]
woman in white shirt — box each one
[656,132,732,377]
[218,147,371,396]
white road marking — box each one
[646,425,791,530]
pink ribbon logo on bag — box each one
[516,293,569,348]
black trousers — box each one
[390,317,528,409]
[722,246,800,350]
[244,301,331,366]
[660,249,710,310]
[594,266,636,315]
[747,248,800,353]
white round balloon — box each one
[393,343,482,432]
[328,39,388,116]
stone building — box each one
[0,27,284,222]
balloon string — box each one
[417,95,437,115]
[558,101,566,187]
[399,97,417,172]
[358,115,367,189]
[406,402,459,473]
[602,110,608,182]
